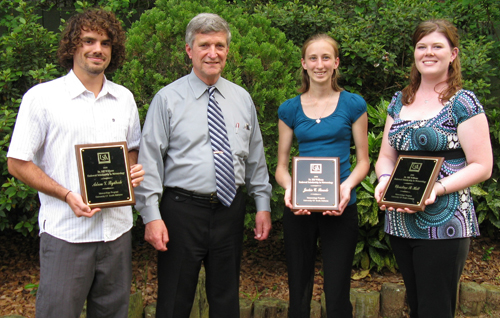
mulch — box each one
[1,221,499,317]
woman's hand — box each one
[374,177,389,203]
[284,188,310,214]
[375,176,417,213]
[283,187,293,210]
[423,183,438,206]
[293,209,312,215]
[322,210,342,216]
[323,182,352,216]
[388,182,439,213]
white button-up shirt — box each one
[7,70,141,243]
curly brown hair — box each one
[57,9,126,73]
[402,19,462,105]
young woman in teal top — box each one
[375,20,492,318]
[276,34,369,317]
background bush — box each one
[1,0,499,272]
[0,0,62,234]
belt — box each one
[398,149,465,160]
[166,187,220,204]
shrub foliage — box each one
[1,0,499,271]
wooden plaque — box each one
[292,157,340,211]
[75,142,135,209]
[379,155,444,211]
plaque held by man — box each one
[379,155,444,211]
[291,157,340,211]
[75,141,135,209]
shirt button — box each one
[175,196,180,200]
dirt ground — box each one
[0,221,499,317]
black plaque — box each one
[379,155,444,211]
[292,157,340,211]
[75,142,135,208]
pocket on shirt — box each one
[97,117,129,142]
[235,125,251,142]
[233,126,251,159]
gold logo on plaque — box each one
[409,162,423,173]
[97,152,111,164]
[310,164,322,174]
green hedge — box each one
[1,0,499,271]
[0,0,62,235]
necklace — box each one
[310,92,333,124]
[419,90,437,104]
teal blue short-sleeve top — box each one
[278,90,367,206]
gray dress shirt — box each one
[135,70,272,223]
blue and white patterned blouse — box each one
[384,89,484,239]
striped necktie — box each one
[207,86,237,207]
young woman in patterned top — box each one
[374,20,492,318]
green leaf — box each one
[470,185,488,196]
[369,246,384,268]
[355,241,365,254]
[360,251,370,270]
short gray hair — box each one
[185,13,231,48]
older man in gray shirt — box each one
[134,13,272,318]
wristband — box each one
[378,174,391,182]
[64,190,72,202]
[436,180,447,195]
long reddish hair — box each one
[402,19,462,105]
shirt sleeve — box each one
[245,99,272,212]
[451,90,485,125]
[277,98,296,129]
[348,93,367,123]
[387,91,401,119]
[126,92,141,151]
[7,85,47,161]
[134,90,171,224]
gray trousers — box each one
[36,231,132,318]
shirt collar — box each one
[65,69,116,99]
[188,69,227,100]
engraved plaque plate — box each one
[292,157,340,211]
[379,155,444,211]
[75,142,135,209]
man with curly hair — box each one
[7,9,143,318]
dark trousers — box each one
[389,235,470,318]
[283,204,358,318]
[155,189,246,318]
[36,231,132,318]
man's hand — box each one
[130,164,145,187]
[254,211,271,241]
[66,191,101,217]
[145,219,169,251]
